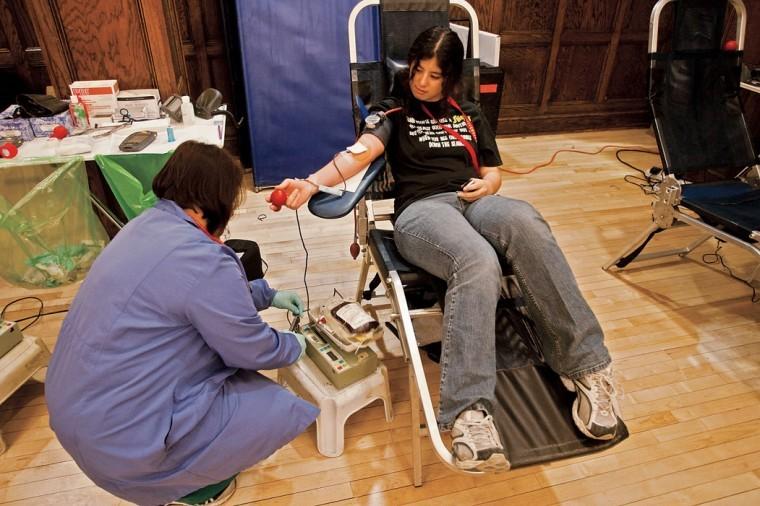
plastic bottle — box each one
[181,96,195,125]
[70,96,88,129]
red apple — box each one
[723,39,738,51]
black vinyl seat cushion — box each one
[368,228,430,284]
[681,181,760,241]
[368,228,514,287]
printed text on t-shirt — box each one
[407,114,472,149]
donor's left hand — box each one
[457,178,491,202]
[272,291,304,315]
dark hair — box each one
[407,26,464,99]
[152,141,244,235]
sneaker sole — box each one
[455,452,510,473]
[571,398,615,441]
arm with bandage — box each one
[266,135,385,211]
[266,101,396,211]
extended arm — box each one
[186,255,302,370]
[267,133,386,211]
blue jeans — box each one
[393,192,611,430]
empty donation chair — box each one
[605,0,760,292]
[309,0,628,486]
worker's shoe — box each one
[166,477,236,506]
[451,405,510,472]
[562,364,622,441]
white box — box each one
[69,80,119,123]
[115,89,161,121]
[450,23,501,66]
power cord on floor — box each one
[616,148,662,195]
[702,240,759,303]
[499,144,666,197]
[499,144,658,175]
[1,296,70,331]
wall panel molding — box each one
[26,0,186,100]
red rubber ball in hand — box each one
[723,39,738,51]
[51,125,68,139]
[271,188,288,207]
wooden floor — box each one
[1,128,759,505]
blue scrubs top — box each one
[46,199,319,505]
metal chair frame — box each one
[604,0,760,288]
[347,0,483,486]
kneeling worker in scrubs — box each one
[46,141,318,505]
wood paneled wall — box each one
[2,0,759,146]
[0,0,49,108]
[24,0,187,101]
[2,0,241,151]
[465,0,760,140]
[173,0,241,152]
[464,0,657,134]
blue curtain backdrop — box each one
[235,1,379,187]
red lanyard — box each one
[420,97,480,175]
[185,211,224,244]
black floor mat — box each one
[422,309,628,467]
[492,364,628,468]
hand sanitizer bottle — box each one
[180,96,195,125]
[70,96,89,129]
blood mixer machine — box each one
[295,296,384,389]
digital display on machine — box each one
[327,351,338,361]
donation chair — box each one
[605,0,760,291]
[309,0,628,486]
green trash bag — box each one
[0,156,109,288]
[94,152,174,221]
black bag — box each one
[15,94,69,117]
[224,239,264,281]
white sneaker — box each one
[562,365,622,441]
[451,407,510,472]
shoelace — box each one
[587,371,619,417]
[463,415,500,449]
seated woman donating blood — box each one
[268,27,621,473]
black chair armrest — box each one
[307,156,386,219]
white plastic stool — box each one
[0,334,51,455]
[278,355,393,457]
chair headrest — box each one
[385,58,408,98]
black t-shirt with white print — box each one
[362,96,502,217]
